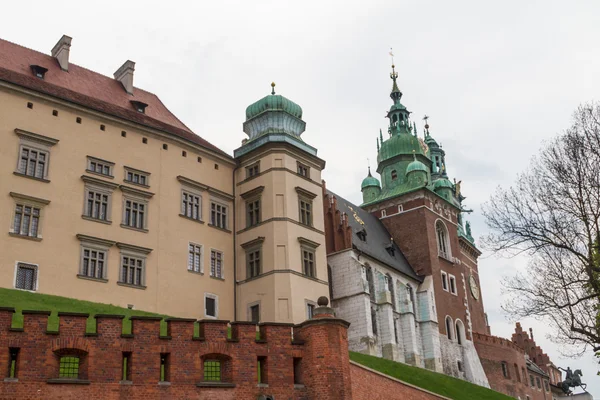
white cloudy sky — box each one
[3,0,599,396]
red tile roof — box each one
[0,38,231,159]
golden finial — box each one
[271,82,276,95]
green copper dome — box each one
[377,133,425,165]
[406,159,428,174]
[245,94,303,120]
[434,178,453,190]
[361,169,381,190]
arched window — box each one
[455,319,465,345]
[386,274,396,311]
[371,308,378,336]
[366,266,375,302]
[391,170,398,181]
[514,363,521,383]
[436,220,450,259]
[445,316,454,340]
[406,284,416,315]
[501,361,510,379]
[327,265,333,301]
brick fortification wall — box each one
[0,306,353,400]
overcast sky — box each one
[2,0,599,396]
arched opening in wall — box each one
[200,353,233,384]
[406,284,416,316]
[53,348,89,381]
[386,273,396,311]
[501,361,510,379]
[514,363,521,383]
[371,308,378,336]
[327,265,333,301]
[455,319,465,345]
[391,170,398,181]
[445,316,454,340]
[436,220,451,259]
[366,265,376,302]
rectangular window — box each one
[246,162,260,178]
[293,358,303,384]
[182,191,201,220]
[59,356,80,378]
[250,304,260,323]
[247,249,261,278]
[18,147,48,179]
[530,374,535,387]
[449,275,457,295]
[81,247,106,279]
[160,353,169,382]
[441,271,449,291]
[8,348,19,378]
[246,199,260,227]
[536,376,541,389]
[123,199,146,229]
[85,190,110,221]
[120,256,144,286]
[299,199,312,226]
[124,167,149,187]
[204,360,221,381]
[257,356,267,384]
[87,157,113,177]
[501,362,509,378]
[302,249,315,277]
[205,295,217,318]
[188,243,203,273]
[210,202,228,229]
[210,250,223,278]
[15,263,37,291]
[13,204,40,237]
[307,303,315,319]
[544,380,550,392]
[122,352,131,381]
[297,162,309,178]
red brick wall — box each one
[350,362,449,400]
[0,308,352,400]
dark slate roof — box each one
[328,189,422,282]
[526,360,549,377]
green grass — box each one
[350,352,514,400]
[0,288,168,334]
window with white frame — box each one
[181,191,202,221]
[14,129,59,181]
[9,192,49,239]
[188,243,203,273]
[436,220,451,259]
[124,167,150,187]
[205,293,218,318]
[449,274,457,295]
[210,250,224,278]
[381,209,387,217]
[15,262,38,291]
[441,271,449,292]
[210,202,228,229]
[86,156,114,177]
[445,316,454,340]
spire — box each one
[271,82,276,95]
[376,137,380,152]
[390,64,402,103]
[379,128,384,143]
[423,115,430,136]
[368,165,372,177]
[413,121,417,137]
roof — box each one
[0,38,230,159]
[327,189,422,282]
[245,93,303,120]
[526,360,549,377]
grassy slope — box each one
[350,352,514,400]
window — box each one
[204,360,221,381]
[441,271,449,291]
[12,204,41,238]
[544,380,550,392]
[457,361,464,372]
[210,250,223,278]
[31,65,47,79]
[386,274,396,311]
[205,294,217,318]
[356,229,367,242]
[160,353,169,382]
[246,199,260,227]
[302,249,315,277]
[81,248,106,280]
[536,376,541,389]
[121,194,149,231]
[246,162,260,178]
[257,356,267,384]
[522,367,527,384]
[247,249,261,278]
[299,199,312,226]
[456,320,464,345]
[529,374,535,387]
[59,356,80,378]
[514,364,521,383]
[306,303,315,319]
[445,316,453,340]
[250,304,260,323]
[501,362,509,378]
[8,348,19,378]
[407,284,416,315]
[371,308,378,336]
[391,170,398,180]
[15,263,37,291]
[122,352,132,381]
[293,358,303,384]
[366,266,375,302]
[87,157,113,177]
[436,220,451,259]
[181,191,201,220]
[14,130,58,181]
[210,202,228,229]
[120,255,145,287]
[124,167,149,187]
[85,191,110,221]
[449,275,457,295]
[297,162,309,178]
[188,243,203,273]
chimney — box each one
[114,60,136,95]
[51,35,72,71]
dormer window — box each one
[356,229,367,242]
[130,100,148,114]
[30,65,48,79]
[385,245,395,257]
[391,170,398,181]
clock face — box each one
[469,275,480,300]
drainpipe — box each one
[233,164,238,321]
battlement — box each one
[0,307,353,399]
[472,332,524,353]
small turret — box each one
[406,153,429,188]
[361,167,381,204]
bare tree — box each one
[482,102,600,354]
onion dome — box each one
[406,155,428,175]
[434,178,454,190]
[361,167,381,190]
[245,83,302,120]
[377,133,425,165]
